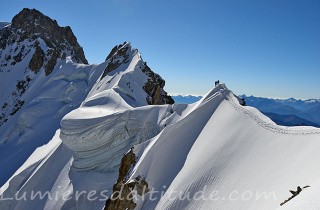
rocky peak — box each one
[102,41,174,105]
[105,41,130,61]
[101,41,131,79]
[12,8,57,30]
[0,8,87,75]
[11,8,86,63]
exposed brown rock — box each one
[11,8,87,65]
[105,43,125,61]
[104,148,149,210]
[117,149,136,183]
[136,177,149,196]
[28,45,44,73]
[153,85,163,105]
[45,50,58,76]
[101,42,130,79]
[105,183,137,210]
[142,62,174,105]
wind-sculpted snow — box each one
[61,84,229,174]
[59,42,174,172]
[61,106,171,171]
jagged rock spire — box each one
[0,8,87,75]
[102,41,174,105]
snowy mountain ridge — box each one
[174,94,320,127]
[2,80,320,210]
[1,8,320,210]
[61,41,174,172]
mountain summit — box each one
[1,8,87,76]
[102,41,174,105]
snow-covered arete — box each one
[1,81,320,210]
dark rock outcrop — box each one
[104,149,149,210]
[142,62,174,105]
[28,45,44,73]
[11,8,87,64]
[117,149,136,183]
[101,42,130,79]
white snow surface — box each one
[130,86,320,209]
[0,47,106,185]
[2,80,320,210]
[1,41,320,210]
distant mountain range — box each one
[173,95,320,128]
[172,95,202,104]
[241,95,320,127]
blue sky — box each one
[1,0,320,99]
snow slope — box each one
[0,8,100,186]
[2,82,319,210]
[128,85,320,210]
[0,40,175,209]
[0,56,106,186]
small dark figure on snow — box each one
[280,185,310,206]
[215,80,220,87]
